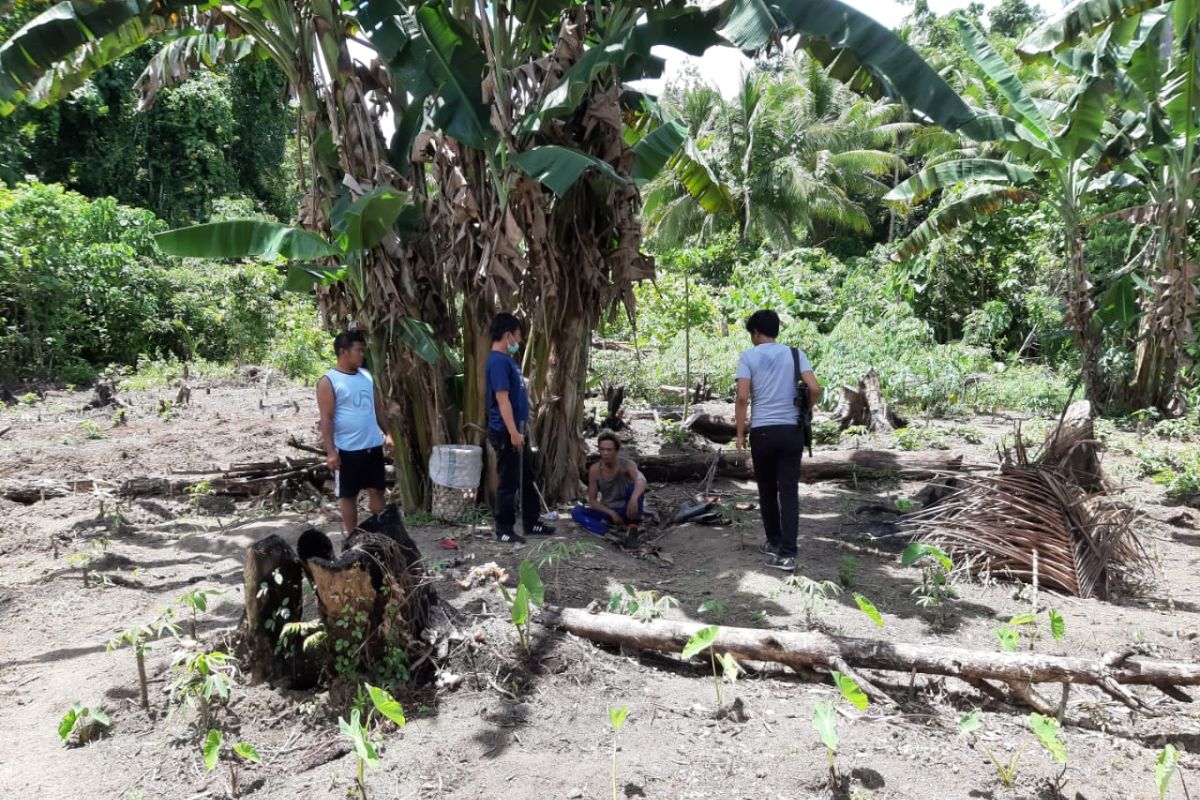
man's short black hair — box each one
[490,313,522,342]
[745,310,780,338]
[334,330,366,355]
[598,431,621,450]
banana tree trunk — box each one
[1064,226,1107,409]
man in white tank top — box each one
[317,330,393,532]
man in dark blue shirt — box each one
[485,313,555,543]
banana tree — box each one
[885,16,1139,407]
[1020,0,1199,412]
[0,0,1005,506]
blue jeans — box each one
[571,485,644,532]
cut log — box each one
[683,412,736,445]
[589,450,967,484]
[85,379,124,409]
[542,607,1200,701]
[243,534,304,685]
[1,478,71,503]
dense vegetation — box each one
[0,0,1197,501]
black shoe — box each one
[765,554,796,572]
[757,540,780,557]
[496,529,526,544]
[526,521,556,536]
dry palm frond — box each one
[904,402,1149,599]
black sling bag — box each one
[791,347,813,457]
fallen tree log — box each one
[588,450,969,483]
[542,607,1200,700]
[683,412,736,445]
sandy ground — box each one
[1,374,1199,800]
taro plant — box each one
[337,684,406,800]
[853,593,885,628]
[175,588,225,640]
[108,609,180,710]
[608,706,630,800]
[1155,744,1183,800]
[902,543,957,627]
[812,699,840,790]
[1029,712,1067,768]
[681,625,739,708]
[996,609,1066,652]
[959,708,1022,788]
[697,600,727,623]
[58,702,110,745]
[202,729,260,799]
[497,561,544,651]
[169,649,237,728]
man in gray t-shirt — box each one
[734,310,822,572]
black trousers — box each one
[750,424,803,557]
[488,429,540,533]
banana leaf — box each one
[892,186,1036,260]
[632,120,688,185]
[155,220,339,261]
[330,187,410,252]
[511,146,628,196]
[1018,0,1171,57]
[885,159,1037,205]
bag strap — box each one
[791,347,801,396]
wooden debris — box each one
[542,607,1200,708]
[590,450,967,484]
[683,412,736,445]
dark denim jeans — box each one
[488,428,540,534]
[750,424,803,557]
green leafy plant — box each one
[606,585,679,621]
[169,649,236,728]
[530,539,598,598]
[812,699,839,790]
[682,625,735,707]
[58,702,111,745]
[339,708,378,800]
[894,498,922,513]
[832,672,869,711]
[697,599,727,623]
[853,593,885,628]
[79,419,107,440]
[66,549,95,587]
[902,543,957,627]
[609,706,630,800]
[775,574,841,628]
[1029,712,1067,765]
[840,424,870,448]
[1156,744,1181,800]
[960,709,1024,788]
[497,560,544,651]
[812,419,841,445]
[654,419,692,446]
[837,556,860,588]
[1048,608,1065,641]
[202,729,260,798]
[108,609,180,710]
[18,391,40,405]
[176,588,225,640]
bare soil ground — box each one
[2,375,1199,800]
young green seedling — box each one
[339,708,378,800]
[960,709,1024,788]
[812,699,839,790]
[606,585,679,621]
[497,560,544,651]
[169,649,236,727]
[1029,712,1067,765]
[902,543,957,627]
[108,609,180,710]
[1156,744,1181,800]
[609,706,629,800]
[58,702,110,745]
[853,593,885,628]
[202,728,261,799]
[774,574,841,628]
[531,540,597,598]
[175,588,224,640]
[682,626,738,707]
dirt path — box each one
[1,379,1198,799]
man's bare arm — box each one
[734,378,751,451]
[802,370,822,405]
[316,377,339,470]
[494,389,524,448]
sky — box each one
[651,0,1068,98]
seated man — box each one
[571,431,647,547]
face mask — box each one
[506,342,520,355]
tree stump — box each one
[1038,400,1105,491]
[243,535,304,684]
[683,412,736,444]
[832,368,906,432]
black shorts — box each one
[336,446,386,499]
